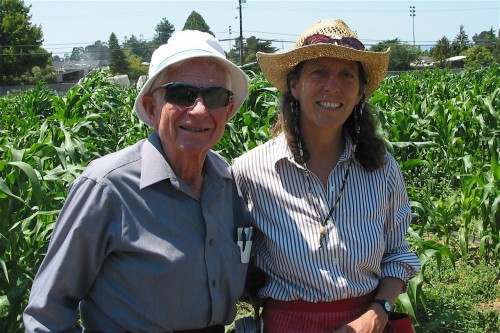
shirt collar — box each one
[140,133,232,189]
[272,133,356,169]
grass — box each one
[417,255,500,332]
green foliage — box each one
[1,66,499,332]
[0,71,149,332]
[108,32,130,75]
[29,65,56,83]
[370,39,420,71]
[473,28,500,62]
[419,257,500,332]
[153,17,175,47]
[375,65,499,259]
[430,37,453,68]
[84,40,109,61]
[123,35,153,62]
[0,0,51,84]
[451,25,470,55]
[462,45,496,68]
[228,36,278,68]
[183,10,214,36]
[215,71,279,160]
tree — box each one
[370,39,420,71]
[125,52,148,80]
[472,28,500,63]
[430,37,453,68]
[69,47,85,61]
[27,64,56,83]
[451,25,470,56]
[228,36,278,69]
[473,28,496,50]
[153,18,175,47]
[123,35,152,61]
[183,11,214,36]
[462,45,495,68]
[85,40,109,61]
[0,0,51,84]
[108,32,129,74]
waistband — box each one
[264,290,376,312]
[87,325,225,333]
[174,325,225,333]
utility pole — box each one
[409,6,416,46]
[228,26,232,52]
[238,0,244,66]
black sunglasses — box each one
[152,82,234,108]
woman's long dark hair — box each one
[270,61,387,172]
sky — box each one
[24,0,500,57]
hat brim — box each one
[134,52,249,127]
[257,44,390,97]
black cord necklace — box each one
[297,97,363,249]
[303,157,353,248]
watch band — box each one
[372,299,392,315]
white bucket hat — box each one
[134,30,249,127]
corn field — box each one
[1,65,499,332]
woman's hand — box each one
[333,276,404,332]
[333,306,388,333]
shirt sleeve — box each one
[380,155,421,286]
[23,176,116,333]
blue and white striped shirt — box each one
[232,134,421,302]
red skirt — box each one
[262,291,375,333]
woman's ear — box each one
[289,77,299,100]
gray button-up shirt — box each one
[24,133,250,332]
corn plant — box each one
[215,71,279,161]
[1,66,498,332]
[0,71,146,332]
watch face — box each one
[384,301,391,311]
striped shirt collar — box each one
[271,133,357,170]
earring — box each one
[354,97,365,135]
[290,98,299,115]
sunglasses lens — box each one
[201,87,232,108]
[162,83,232,108]
[164,85,196,107]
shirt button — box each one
[212,280,216,287]
[209,239,214,246]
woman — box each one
[232,19,421,333]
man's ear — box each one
[142,94,157,126]
[226,102,235,121]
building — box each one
[53,60,109,83]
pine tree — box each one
[183,11,214,36]
[108,33,129,75]
[451,25,470,55]
[228,36,278,68]
[153,18,175,47]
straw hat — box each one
[256,19,390,97]
[134,30,249,127]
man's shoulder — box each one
[81,139,145,182]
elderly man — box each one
[24,30,251,333]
